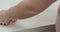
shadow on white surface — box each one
[0,22,25,32]
[14,24,55,32]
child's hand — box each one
[0,10,16,25]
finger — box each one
[0,23,7,25]
[3,24,7,25]
[0,23,2,25]
[2,20,8,25]
[11,19,16,23]
[8,19,13,25]
[3,20,9,25]
[9,22,13,25]
[8,19,16,25]
[1,23,7,25]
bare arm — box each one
[6,0,56,19]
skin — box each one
[0,0,56,25]
[0,11,16,25]
[56,6,60,32]
[6,0,56,19]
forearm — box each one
[6,0,56,19]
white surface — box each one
[0,0,60,32]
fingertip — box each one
[8,19,16,25]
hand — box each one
[0,10,16,25]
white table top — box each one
[0,0,60,32]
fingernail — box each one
[4,24,6,25]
